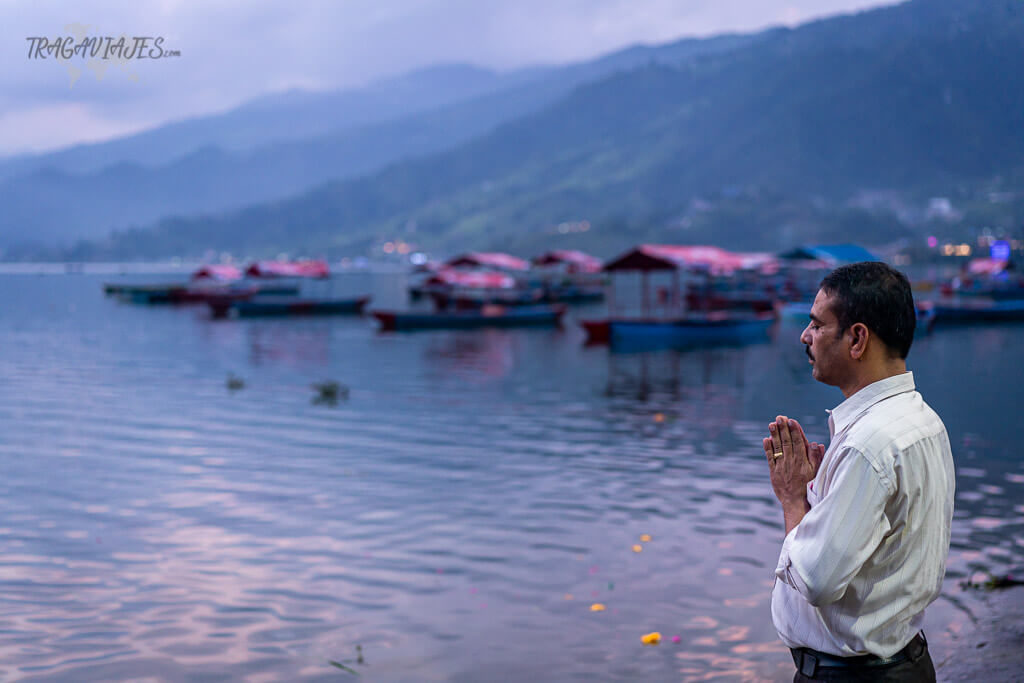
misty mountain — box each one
[0,64,518,180]
[0,33,754,249]
[61,0,1022,260]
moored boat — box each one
[530,250,607,304]
[582,244,782,350]
[372,304,566,331]
[112,284,188,304]
[105,261,323,305]
[108,282,300,305]
[931,298,1024,325]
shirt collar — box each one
[827,372,916,437]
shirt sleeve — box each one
[775,448,892,607]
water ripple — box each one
[0,274,1020,680]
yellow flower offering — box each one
[641,632,662,645]
[632,544,643,553]
[590,603,606,612]
[640,534,652,542]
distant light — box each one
[382,242,395,254]
[991,240,1011,261]
[927,236,938,248]
[410,253,427,265]
[942,244,955,256]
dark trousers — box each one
[792,634,935,682]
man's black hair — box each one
[820,261,916,359]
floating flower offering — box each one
[641,632,661,645]
[590,603,606,612]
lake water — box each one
[0,270,1021,681]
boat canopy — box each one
[531,250,603,273]
[445,252,530,271]
[777,244,879,266]
[425,268,516,289]
[735,252,781,274]
[192,264,242,281]
[966,258,1010,276]
[603,245,750,274]
[244,260,330,279]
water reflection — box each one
[604,347,746,400]
[247,323,333,367]
[422,330,519,380]
[0,274,1022,681]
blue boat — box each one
[608,313,775,350]
[209,296,370,318]
[373,304,566,331]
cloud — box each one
[0,102,155,155]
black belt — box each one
[790,632,927,678]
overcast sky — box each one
[0,0,897,158]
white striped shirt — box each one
[771,372,955,657]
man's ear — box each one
[849,322,869,360]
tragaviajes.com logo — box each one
[26,22,181,88]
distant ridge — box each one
[0,34,752,250]
[10,0,1024,260]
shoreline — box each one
[934,585,1024,681]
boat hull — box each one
[109,284,187,304]
[581,319,611,344]
[932,299,1024,325]
[608,314,775,350]
[373,305,566,331]
[174,284,299,303]
[541,287,605,304]
[210,296,370,318]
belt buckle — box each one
[799,651,819,678]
